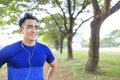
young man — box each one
[0,13,57,80]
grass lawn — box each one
[59,48,120,80]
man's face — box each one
[20,19,39,41]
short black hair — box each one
[19,13,38,27]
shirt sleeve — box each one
[0,50,6,67]
[0,46,11,67]
[0,60,5,67]
[45,47,55,63]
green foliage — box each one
[0,0,12,6]
[41,30,61,45]
[100,29,120,47]
[0,0,29,27]
[0,0,50,27]
[40,15,62,47]
[114,29,120,38]
[37,0,50,4]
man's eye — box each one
[35,25,39,29]
[27,25,33,28]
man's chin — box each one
[30,39,37,41]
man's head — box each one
[19,13,39,42]
[19,13,38,27]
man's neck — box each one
[22,40,36,46]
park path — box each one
[44,52,79,80]
[0,68,7,80]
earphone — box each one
[21,42,35,80]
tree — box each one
[0,0,50,27]
[85,0,120,73]
[0,0,51,36]
[40,15,62,51]
[0,0,30,26]
[44,0,92,59]
[40,13,69,53]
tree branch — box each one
[101,0,111,18]
[44,9,64,33]
[72,0,76,15]
[74,16,93,35]
[91,0,101,15]
[109,1,120,16]
[55,0,68,30]
[67,0,72,17]
[74,0,89,20]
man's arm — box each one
[46,60,57,80]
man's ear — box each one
[19,27,23,34]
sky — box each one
[100,9,120,37]
[0,1,120,46]
[80,9,120,40]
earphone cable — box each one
[21,42,36,80]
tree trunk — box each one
[67,32,73,60]
[84,0,120,74]
[60,36,64,54]
[85,17,102,73]
[55,41,60,51]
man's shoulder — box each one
[0,41,21,54]
[36,42,47,47]
[7,41,21,47]
[2,41,21,50]
[36,42,50,49]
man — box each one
[0,13,57,80]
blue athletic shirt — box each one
[0,41,55,80]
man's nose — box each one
[32,27,37,32]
